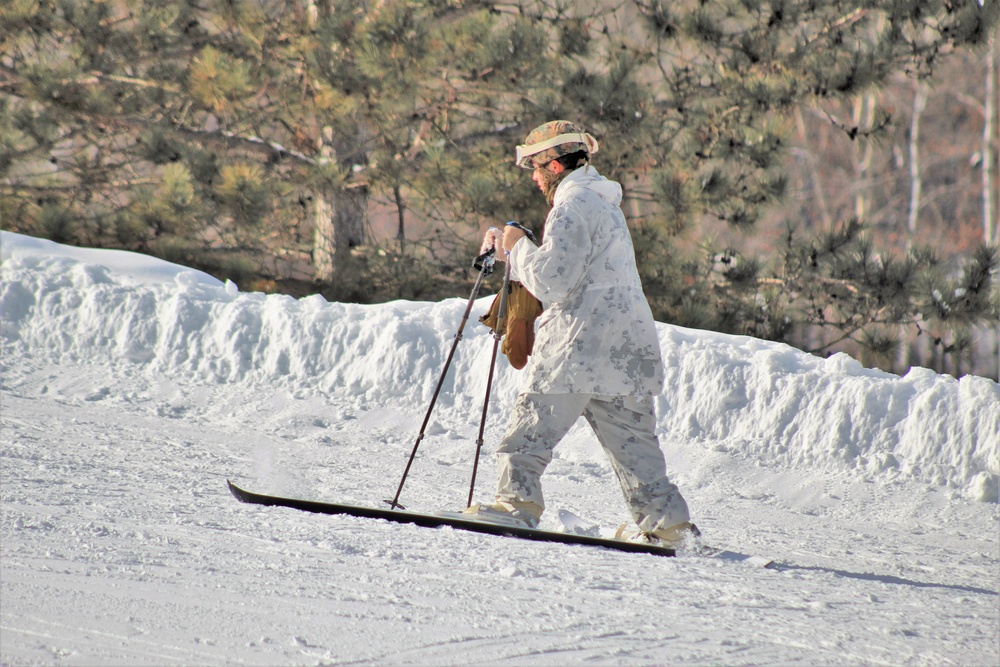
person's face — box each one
[531,159,564,192]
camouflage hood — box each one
[552,165,622,209]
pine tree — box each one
[0,0,568,297]
[599,0,1000,374]
[2,0,322,285]
[2,0,996,376]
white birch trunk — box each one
[984,38,996,246]
[907,83,928,238]
[852,92,876,222]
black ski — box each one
[227,480,676,558]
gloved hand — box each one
[480,227,504,256]
[503,225,526,253]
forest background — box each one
[2,0,998,379]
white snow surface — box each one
[2,230,998,666]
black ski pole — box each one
[467,258,512,507]
[385,247,495,510]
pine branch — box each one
[819,107,892,141]
[788,7,868,59]
[79,71,182,92]
[1,177,160,194]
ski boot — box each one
[615,521,702,550]
[463,500,542,529]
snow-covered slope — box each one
[2,230,998,666]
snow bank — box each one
[2,231,997,502]
[655,326,999,503]
[1,233,519,408]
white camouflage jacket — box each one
[508,166,665,397]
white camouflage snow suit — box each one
[498,165,691,533]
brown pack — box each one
[479,281,543,370]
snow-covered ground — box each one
[2,230,998,666]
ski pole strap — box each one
[472,245,496,273]
[506,221,537,245]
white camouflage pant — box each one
[496,392,690,532]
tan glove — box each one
[479,282,543,370]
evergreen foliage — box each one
[1,0,997,377]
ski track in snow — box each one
[2,231,998,666]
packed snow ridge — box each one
[2,231,997,503]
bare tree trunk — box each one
[335,184,368,253]
[907,83,929,240]
[795,108,833,229]
[394,184,406,254]
[312,188,336,282]
[308,149,372,278]
[985,37,997,245]
[312,124,337,283]
[312,182,369,282]
[852,92,877,222]
[306,1,368,283]
[310,119,369,282]
[850,14,888,224]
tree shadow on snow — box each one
[770,564,999,597]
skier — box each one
[465,120,698,547]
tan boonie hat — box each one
[515,120,599,169]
